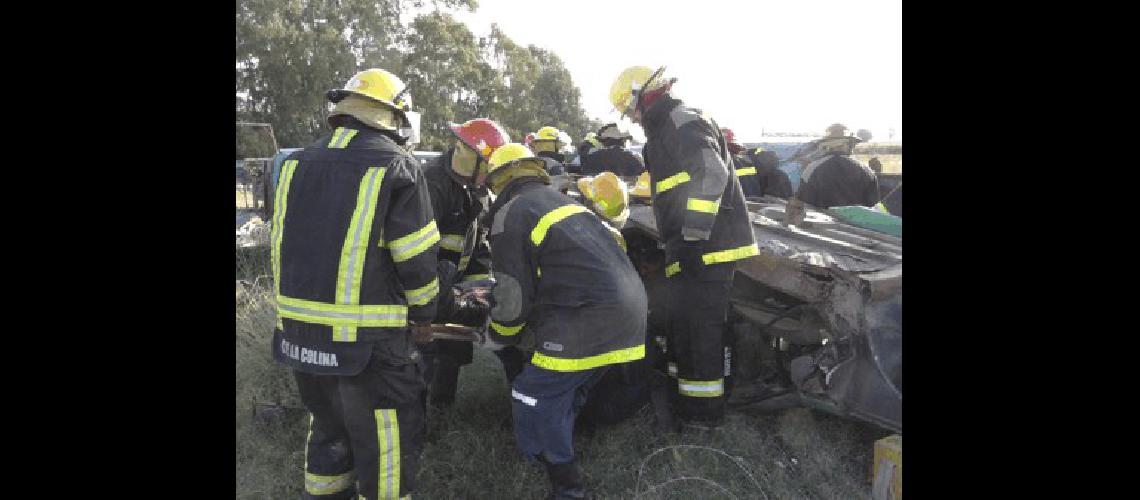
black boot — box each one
[545,460,588,500]
[648,372,678,434]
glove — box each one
[674,240,705,276]
[411,321,434,345]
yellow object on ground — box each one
[872,434,901,500]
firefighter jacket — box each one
[640,96,759,277]
[580,146,646,177]
[796,154,880,209]
[422,149,492,284]
[271,120,440,375]
[735,149,793,199]
[485,177,647,372]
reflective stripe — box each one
[389,220,440,263]
[459,273,491,283]
[439,234,466,252]
[667,362,678,378]
[457,254,471,273]
[678,378,724,397]
[334,167,387,342]
[376,409,400,499]
[531,344,645,372]
[306,472,355,496]
[512,389,538,407]
[735,167,757,177]
[530,205,590,246]
[655,171,690,193]
[328,127,359,149]
[491,321,524,336]
[702,243,760,265]
[405,277,439,307]
[687,198,720,213]
[272,160,299,327]
[665,261,681,278]
[277,295,407,327]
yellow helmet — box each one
[609,65,669,118]
[576,171,630,225]
[630,171,652,198]
[535,126,562,142]
[327,69,413,113]
[485,142,550,193]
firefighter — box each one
[530,125,570,173]
[795,123,880,209]
[740,146,794,199]
[721,127,764,199]
[419,118,529,409]
[609,65,759,431]
[271,68,437,499]
[478,143,647,499]
[579,123,646,177]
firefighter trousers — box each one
[665,261,735,424]
[294,349,426,499]
[511,363,611,465]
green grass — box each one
[236,250,889,499]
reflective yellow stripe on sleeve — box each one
[686,198,720,214]
[665,261,681,278]
[332,167,387,342]
[531,205,590,245]
[271,159,299,329]
[531,344,645,372]
[702,243,760,265]
[389,220,440,263]
[376,409,400,499]
[405,277,439,306]
[735,167,757,177]
[655,171,691,193]
[459,273,491,283]
[491,321,524,336]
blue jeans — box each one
[511,363,611,465]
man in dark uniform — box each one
[478,142,648,499]
[579,123,646,177]
[609,65,759,431]
[530,125,568,174]
[795,123,879,209]
[741,147,793,199]
[271,68,438,500]
[419,118,528,409]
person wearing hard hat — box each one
[529,126,570,173]
[609,65,758,432]
[271,68,437,500]
[579,122,646,177]
[795,123,880,209]
[567,132,603,174]
[478,143,647,499]
[721,127,764,199]
[419,118,529,411]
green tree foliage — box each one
[238,2,596,152]
[236,0,475,147]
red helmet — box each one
[449,118,510,159]
[722,127,737,146]
[722,127,743,154]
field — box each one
[236,252,892,499]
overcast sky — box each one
[451,0,901,143]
